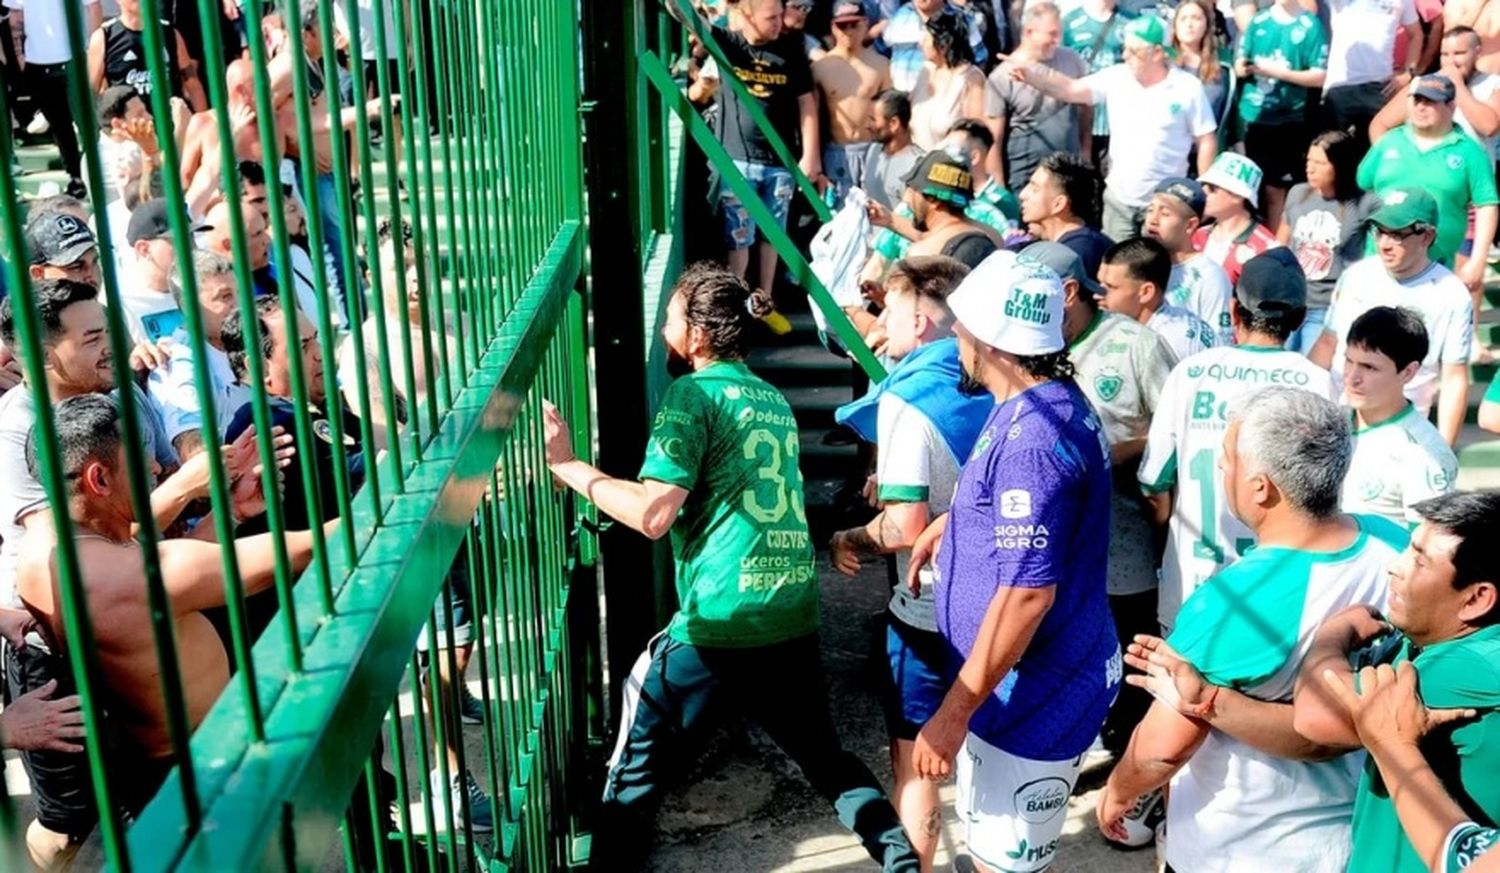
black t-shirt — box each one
[101,18,181,99]
[711,25,813,165]
[943,231,999,268]
[1058,226,1114,280]
[212,396,366,647]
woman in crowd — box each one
[1172,0,1235,127]
[909,10,986,151]
[1277,130,1379,353]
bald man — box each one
[204,197,274,297]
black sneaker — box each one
[459,682,483,726]
[64,177,87,199]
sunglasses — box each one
[1375,225,1428,241]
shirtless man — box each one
[812,2,891,206]
[1445,0,1500,73]
[16,393,328,812]
[265,6,387,299]
[179,58,286,220]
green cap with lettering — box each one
[1366,187,1439,231]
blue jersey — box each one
[934,379,1121,761]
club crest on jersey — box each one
[1095,369,1123,402]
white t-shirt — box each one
[1342,405,1458,527]
[1164,520,1403,873]
[1324,258,1473,414]
[1072,311,1176,595]
[4,0,100,65]
[114,278,184,345]
[1080,65,1217,207]
[147,329,252,445]
[1147,303,1217,364]
[0,386,46,608]
[1324,0,1419,90]
[878,393,964,631]
[336,0,400,61]
[1168,252,1235,345]
[1139,344,1341,631]
[1459,73,1500,158]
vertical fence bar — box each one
[0,84,128,873]
[189,0,306,674]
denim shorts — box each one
[721,159,795,251]
[881,611,954,741]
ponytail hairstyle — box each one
[674,261,773,361]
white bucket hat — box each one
[947,250,1065,356]
[1199,152,1264,209]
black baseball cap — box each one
[903,150,973,208]
[1235,248,1307,315]
[126,198,208,246]
[24,211,96,266]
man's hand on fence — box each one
[541,400,576,466]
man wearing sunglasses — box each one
[1312,188,1473,448]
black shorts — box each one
[5,642,97,836]
[1244,120,1311,188]
[363,58,402,95]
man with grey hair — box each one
[984,2,1089,193]
[1100,385,1409,871]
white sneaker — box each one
[1105,787,1164,849]
[25,111,49,135]
[427,767,494,834]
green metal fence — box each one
[0,0,601,869]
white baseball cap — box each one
[947,250,1065,356]
[1199,152,1264,208]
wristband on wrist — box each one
[1185,684,1220,720]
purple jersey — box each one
[934,379,1122,761]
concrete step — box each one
[747,343,856,389]
[780,384,854,429]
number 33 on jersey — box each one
[638,361,820,648]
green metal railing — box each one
[646,0,887,382]
[0,1,601,869]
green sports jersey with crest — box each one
[1341,405,1457,529]
[1061,5,1137,136]
[1349,624,1500,873]
[1138,344,1339,631]
[639,361,819,647]
[1234,8,1328,126]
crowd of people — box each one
[538,0,1500,871]
[0,0,497,869]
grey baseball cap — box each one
[1021,240,1103,297]
[24,211,96,267]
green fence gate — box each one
[0,0,603,870]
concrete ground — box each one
[642,559,1157,873]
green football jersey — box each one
[1235,8,1327,126]
[1348,625,1500,873]
[638,360,819,647]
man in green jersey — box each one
[543,263,918,872]
[1357,74,1500,276]
[1233,0,1328,226]
[1293,491,1500,873]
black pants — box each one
[590,633,919,871]
[5,641,96,837]
[1321,81,1387,149]
[27,61,83,182]
[1101,589,1158,758]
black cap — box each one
[903,150,972,208]
[1235,248,1307,315]
[126,198,209,246]
[24,211,95,266]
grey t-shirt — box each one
[1282,185,1380,308]
[866,143,924,210]
[986,48,1089,192]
